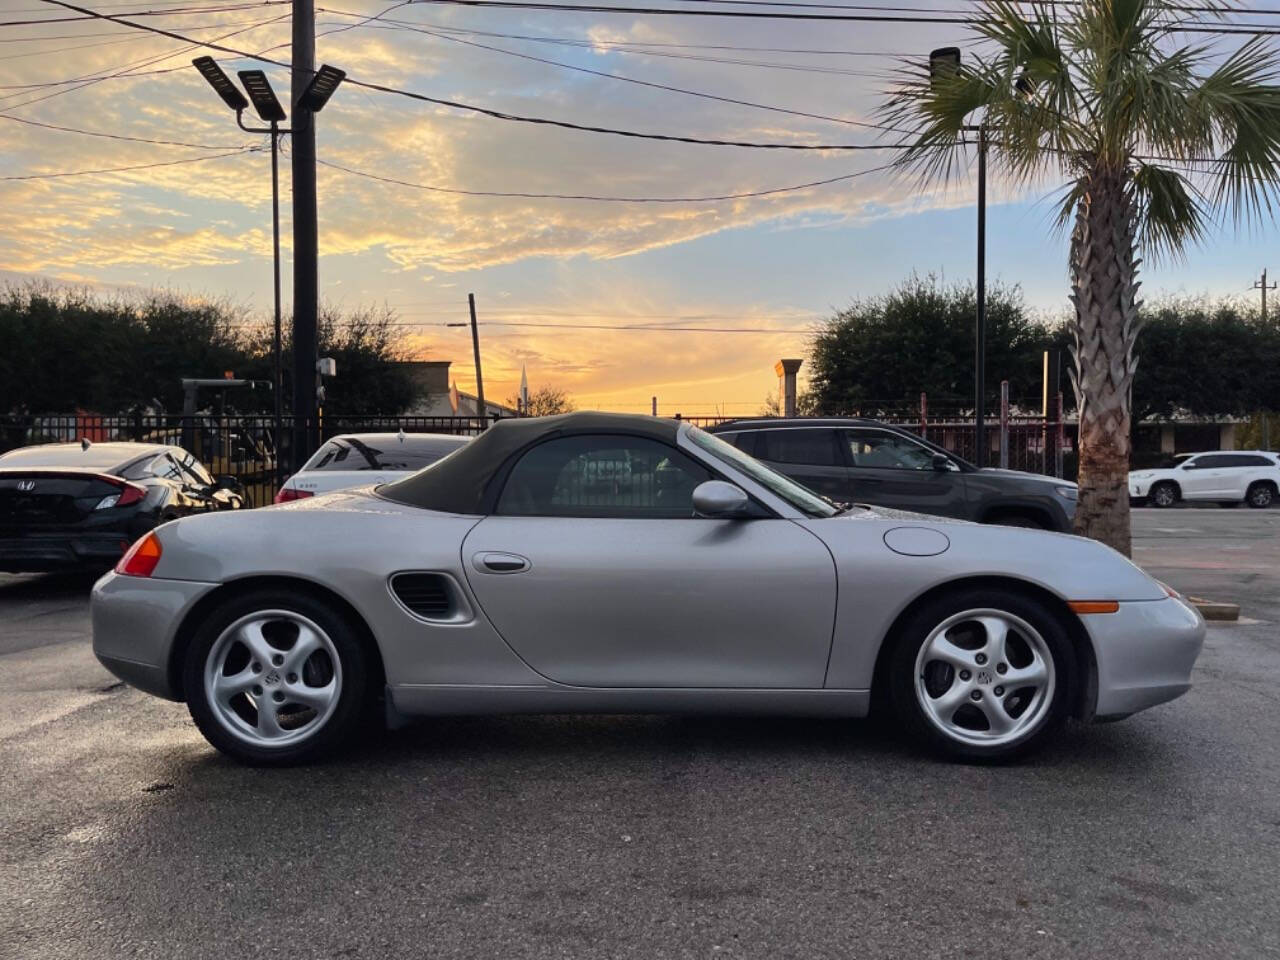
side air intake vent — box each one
[390,573,455,620]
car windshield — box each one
[686,426,837,518]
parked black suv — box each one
[707,418,1078,531]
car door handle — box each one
[472,552,531,574]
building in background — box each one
[393,361,518,419]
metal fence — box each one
[0,404,1077,509]
[0,412,497,507]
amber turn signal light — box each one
[116,532,162,578]
[1067,600,1120,615]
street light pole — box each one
[193,57,345,477]
[269,119,283,482]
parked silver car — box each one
[92,413,1203,765]
[275,432,469,502]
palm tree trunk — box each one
[1069,165,1142,556]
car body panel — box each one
[91,415,1202,734]
[801,512,1169,689]
[461,515,837,687]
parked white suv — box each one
[1129,451,1280,509]
[275,432,470,503]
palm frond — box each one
[1130,163,1210,260]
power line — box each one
[0,10,290,108]
[319,9,905,131]
[0,111,250,148]
[339,18,912,78]
[318,156,895,201]
[390,0,978,22]
[0,3,288,25]
[0,148,259,182]
[33,0,906,149]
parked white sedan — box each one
[1129,451,1280,508]
[275,432,470,503]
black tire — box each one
[183,589,372,765]
[887,588,1077,762]
[1149,481,1179,508]
[1246,482,1276,509]
[988,513,1048,530]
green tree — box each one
[881,0,1280,553]
[1132,297,1280,422]
[807,275,1057,416]
[0,284,422,417]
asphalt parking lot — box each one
[2,509,1278,960]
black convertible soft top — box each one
[378,412,683,515]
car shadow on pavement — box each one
[0,570,102,602]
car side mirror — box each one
[692,480,753,519]
[932,454,951,472]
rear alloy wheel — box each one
[1149,482,1178,508]
[1247,482,1275,509]
[184,591,370,765]
[888,589,1074,761]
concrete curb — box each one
[1187,597,1241,622]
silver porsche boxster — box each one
[91,413,1205,765]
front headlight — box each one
[1130,471,1153,479]
[1055,486,1078,501]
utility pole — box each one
[468,293,486,420]
[974,123,988,468]
[1254,268,1276,322]
[291,0,318,469]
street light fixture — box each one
[191,57,345,479]
[237,69,288,123]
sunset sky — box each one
[3,0,1278,414]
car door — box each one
[750,428,852,502]
[1177,455,1223,499]
[841,427,969,517]
[461,433,837,689]
[1215,454,1264,498]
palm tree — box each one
[880,0,1280,555]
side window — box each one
[1196,455,1232,469]
[179,450,214,486]
[1221,454,1271,468]
[151,454,185,482]
[759,429,840,466]
[496,435,712,518]
[845,429,936,470]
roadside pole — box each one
[468,293,486,425]
[999,381,1009,469]
[291,0,318,471]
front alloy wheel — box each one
[914,610,1055,748]
[889,589,1074,761]
[1150,482,1178,508]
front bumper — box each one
[0,532,133,573]
[1129,478,1152,498]
[1085,596,1205,719]
[91,570,219,701]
